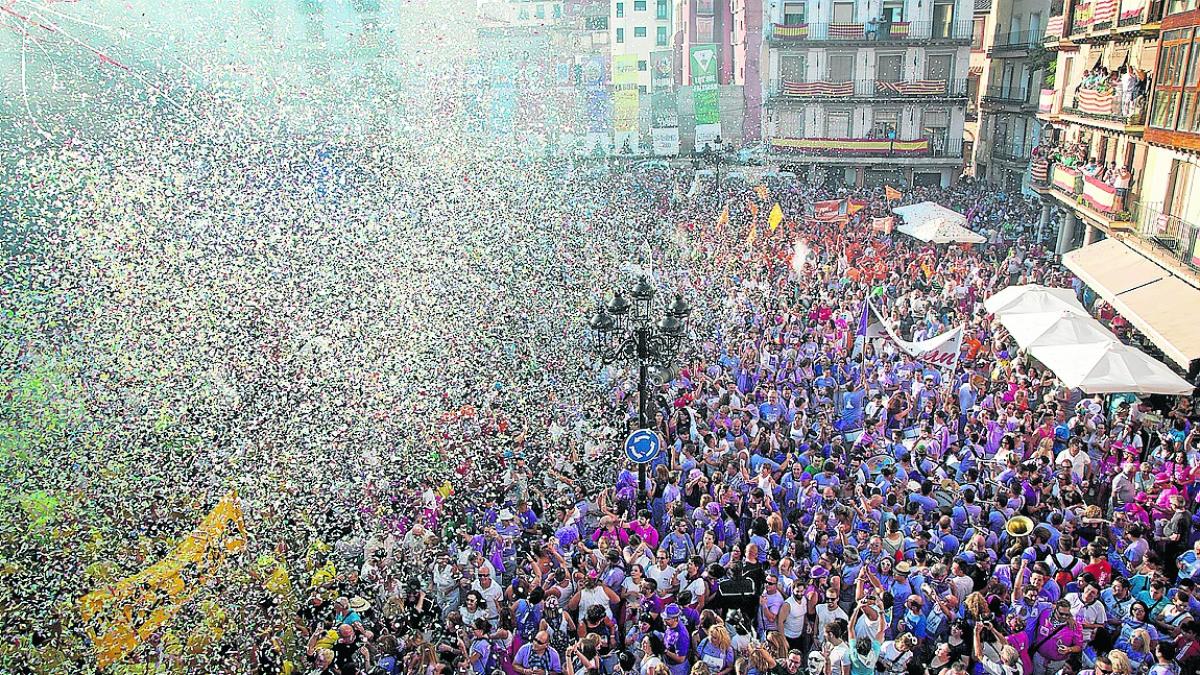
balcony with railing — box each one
[768,136,964,158]
[992,140,1036,162]
[1139,205,1200,271]
[989,29,1042,54]
[771,78,970,99]
[1068,0,1164,40]
[1044,14,1067,43]
[981,85,1035,108]
[767,19,973,44]
[1061,87,1146,127]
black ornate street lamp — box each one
[701,135,727,193]
[588,276,691,510]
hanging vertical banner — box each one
[690,44,722,151]
[580,55,612,153]
[613,54,641,153]
[650,50,680,156]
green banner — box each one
[613,54,640,136]
[689,44,720,126]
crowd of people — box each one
[1069,65,1150,119]
[3,43,1199,675]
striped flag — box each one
[783,80,854,97]
[1094,0,1117,21]
[884,185,902,201]
[875,80,947,96]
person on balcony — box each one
[866,17,881,40]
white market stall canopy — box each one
[1000,310,1120,349]
[983,284,1088,317]
[985,285,1194,395]
[1064,238,1200,369]
[1028,341,1195,395]
[893,202,986,244]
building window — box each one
[780,54,807,83]
[782,1,805,24]
[827,111,851,137]
[882,0,904,21]
[829,53,855,81]
[832,1,855,23]
[697,0,714,16]
[1169,0,1200,16]
[696,16,714,41]
[634,0,647,10]
[616,2,624,18]
[639,85,649,94]
[656,25,668,45]
[617,27,625,42]
[972,17,986,49]
[878,54,903,82]
[634,26,647,37]
[586,16,609,30]
[926,53,953,80]
[638,60,648,71]
[554,3,562,18]
[1152,27,1199,131]
[657,0,668,19]
[535,3,545,19]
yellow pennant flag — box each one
[716,205,729,226]
[768,203,784,232]
[78,491,246,669]
[884,185,903,201]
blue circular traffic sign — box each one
[624,429,662,464]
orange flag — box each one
[747,221,758,245]
[717,205,729,226]
[884,185,902,201]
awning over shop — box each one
[1063,238,1200,369]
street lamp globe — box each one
[606,293,632,332]
[630,276,656,324]
[665,293,691,320]
[588,308,615,353]
[655,314,685,353]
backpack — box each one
[1050,553,1079,589]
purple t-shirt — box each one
[1032,608,1083,661]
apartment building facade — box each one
[612,0,675,91]
[1037,0,1200,377]
[762,0,976,187]
[978,0,1052,191]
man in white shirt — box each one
[1055,439,1091,482]
[1066,581,1107,643]
[472,568,505,626]
[647,551,680,595]
[815,589,849,639]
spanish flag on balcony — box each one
[773,23,809,38]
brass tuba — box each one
[1006,515,1035,539]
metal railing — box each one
[990,29,1041,51]
[768,136,963,158]
[1139,205,1200,271]
[768,19,973,42]
[982,85,1033,105]
[1061,90,1146,125]
[1069,0,1164,36]
[773,78,969,98]
[992,141,1035,161]
[932,136,966,157]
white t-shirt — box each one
[1055,449,1091,480]
[827,644,851,675]
[473,580,504,620]
[647,564,679,593]
[877,643,912,675]
[815,604,849,640]
[1068,593,1108,642]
